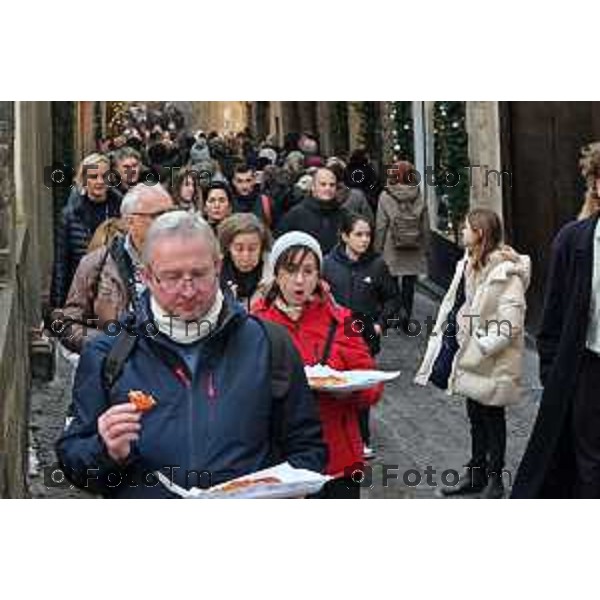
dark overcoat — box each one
[512,213,599,498]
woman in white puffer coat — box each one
[415,208,531,499]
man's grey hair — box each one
[120,184,172,216]
[142,210,221,265]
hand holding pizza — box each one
[97,391,156,463]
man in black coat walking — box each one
[512,210,600,498]
[276,167,346,254]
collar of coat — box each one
[461,245,532,290]
[132,289,247,355]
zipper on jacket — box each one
[206,370,217,425]
[173,365,191,388]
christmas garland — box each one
[433,101,469,243]
[390,101,414,163]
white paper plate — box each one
[156,462,331,499]
[305,364,401,392]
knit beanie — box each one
[269,231,323,272]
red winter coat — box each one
[253,293,382,477]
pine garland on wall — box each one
[433,101,469,243]
[390,101,414,163]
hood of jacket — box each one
[478,245,532,290]
[384,184,420,204]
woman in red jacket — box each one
[252,231,381,498]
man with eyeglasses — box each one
[57,211,326,498]
[57,185,174,354]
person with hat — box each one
[252,231,382,498]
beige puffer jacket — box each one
[414,245,531,406]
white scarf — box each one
[150,289,224,345]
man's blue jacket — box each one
[56,294,327,498]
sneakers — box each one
[362,445,376,460]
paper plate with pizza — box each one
[305,364,401,392]
[155,462,331,499]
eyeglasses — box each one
[150,269,216,293]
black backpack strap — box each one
[253,317,298,463]
[320,317,338,365]
[102,319,138,392]
[109,236,139,311]
[259,318,294,399]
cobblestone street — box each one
[27,287,541,500]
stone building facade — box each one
[0,101,55,497]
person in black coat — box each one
[231,163,277,228]
[50,154,122,308]
[511,210,600,498]
[276,167,347,254]
[322,210,399,457]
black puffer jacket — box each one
[51,188,122,307]
[276,197,347,254]
[322,244,400,355]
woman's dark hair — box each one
[340,210,374,236]
[205,181,232,204]
[265,245,323,305]
[172,166,201,210]
[339,210,374,250]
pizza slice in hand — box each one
[128,390,157,413]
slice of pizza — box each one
[128,389,157,413]
[218,476,282,493]
[307,374,348,388]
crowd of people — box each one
[47,105,600,499]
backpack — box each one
[387,190,424,250]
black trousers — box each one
[400,275,417,321]
[572,350,600,498]
[466,398,506,475]
[307,477,361,499]
[359,409,370,446]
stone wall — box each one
[0,101,55,497]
